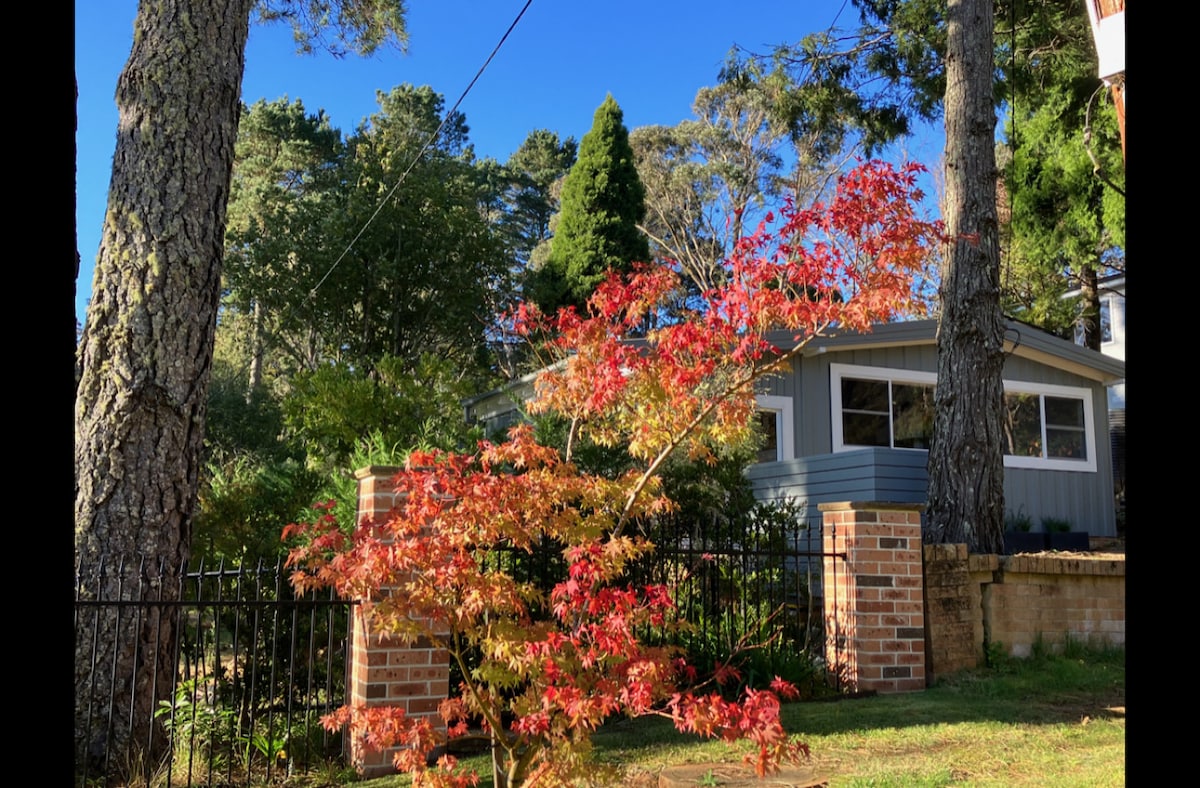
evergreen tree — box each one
[1000,0,1125,348]
[531,94,649,314]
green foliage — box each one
[1005,508,1033,532]
[195,453,324,565]
[727,0,947,157]
[532,94,650,314]
[282,353,483,474]
[502,129,578,266]
[997,0,1124,339]
[156,679,239,765]
[155,677,340,785]
[255,0,409,58]
[1041,516,1072,534]
[204,352,291,462]
[222,87,512,382]
[321,429,413,541]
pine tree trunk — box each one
[74,0,254,776]
[925,0,1006,554]
[1079,265,1101,351]
[248,300,264,399]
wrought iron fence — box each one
[74,557,353,788]
[75,516,841,785]
[481,512,837,695]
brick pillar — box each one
[819,501,926,693]
[347,466,451,778]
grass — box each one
[319,642,1125,787]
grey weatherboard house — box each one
[465,317,1126,542]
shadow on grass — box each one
[592,643,1124,757]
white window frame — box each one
[754,395,795,463]
[830,363,1097,473]
[1000,380,1097,472]
[830,364,936,453]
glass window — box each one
[1045,396,1086,460]
[832,364,1096,473]
[841,378,890,447]
[752,395,794,464]
[1074,298,1113,345]
[839,377,934,450]
[755,410,780,463]
[1003,392,1042,457]
[892,383,935,449]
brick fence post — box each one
[819,501,926,693]
[346,466,451,778]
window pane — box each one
[842,378,890,447]
[892,383,935,449]
[843,412,890,446]
[1003,392,1042,457]
[1046,428,1087,459]
[1045,396,1084,428]
[1100,299,1113,343]
[842,378,888,412]
[756,410,779,463]
[1045,396,1087,460]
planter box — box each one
[1004,531,1048,554]
[1047,531,1091,552]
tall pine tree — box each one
[530,94,649,314]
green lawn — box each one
[350,642,1125,787]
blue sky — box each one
[75,0,941,327]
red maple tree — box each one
[286,160,942,787]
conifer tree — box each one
[531,94,649,314]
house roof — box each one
[1063,272,1125,300]
[468,317,1126,424]
[774,318,1125,386]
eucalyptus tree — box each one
[73,1,408,775]
[631,64,854,301]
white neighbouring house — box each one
[1064,273,1125,502]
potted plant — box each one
[1003,509,1046,554]
[1043,517,1090,551]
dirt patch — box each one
[622,761,830,788]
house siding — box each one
[752,338,1117,537]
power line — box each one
[306,0,535,302]
[230,1,535,390]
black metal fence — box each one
[74,557,353,788]
[479,511,835,694]
[75,518,839,786]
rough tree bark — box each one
[74,0,256,774]
[925,0,1007,554]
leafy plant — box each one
[1005,508,1033,532]
[155,679,239,770]
[1041,516,1072,533]
[244,726,289,767]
